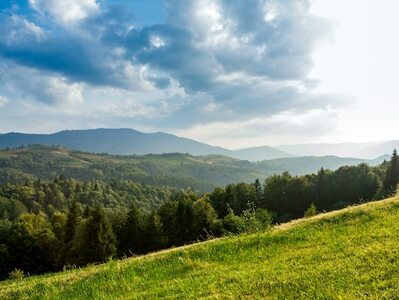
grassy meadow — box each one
[1,197,399,299]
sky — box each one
[0,0,397,149]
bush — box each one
[9,268,24,280]
[304,203,318,218]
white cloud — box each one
[0,63,83,106]
[29,0,99,24]
[174,108,339,148]
[0,96,9,107]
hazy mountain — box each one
[0,129,395,161]
[253,155,389,176]
[0,129,234,156]
[233,146,292,161]
[277,142,383,157]
[353,140,399,159]
[0,129,290,161]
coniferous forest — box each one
[0,148,398,280]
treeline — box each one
[0,150,398,280]
[0,191,271,279]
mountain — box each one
[0,130,397,162]
[0,129,290,161]
[0,128,232,156]
[277,142,382,157]
[232,145,292,161]
[253,155,389,176]
[352,140,399,159]
[2,197,398,298]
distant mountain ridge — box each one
[276,142,383,158]
[0,128,396,160]
[0,129,292,161]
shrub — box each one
[9,268,24,280]
[304,203,318,218]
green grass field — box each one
[1,197,399,299]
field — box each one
[1,197,399,299]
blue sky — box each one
[0,0,397,148]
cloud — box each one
[0,95,9,107]
[28,0,99,24]
[0,0,342,145]
[0,63,83,106]
[174,108,340,148]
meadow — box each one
[1,197,399,299]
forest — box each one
[0,149,398,280]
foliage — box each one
[384,149,399,193]
[0,148,396,280]
[8,269,24,280]
[304,203,318,218]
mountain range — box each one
[0,128,397,161]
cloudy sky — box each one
[0,0,397,148]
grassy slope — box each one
[2,198,399,299]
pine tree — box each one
[253,179,262,207]
[143,211,164,252]
[82,206,116,264]
[384,149,399,193]
[120,205,144,256]
[64,199,81,243]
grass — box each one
[2,197,399,299]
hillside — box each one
[0,145,388,191]
[1,197,398,299]
[0,145,263,191]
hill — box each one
[277,141,382,157]
[233,145,292,161]
[254,155,390,176]
[1,197,398,299]
[0,145,263,191]
[353,140,399,159]
[0,146,387,191]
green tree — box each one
[64,199,81,243]
[192,197,217,240]
[82,206,116,264]
[119,204,144,256]
[143,211,165,252]
[384,149,399,193]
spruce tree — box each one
[120,205,144,256]
[83,206,116,264]
[384,149,399,193]
[143,211,164,252]
[64,199,81,243]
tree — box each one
[253,179,262,207]
[119,204,144,256]
[64,199,81,243]
[384,149,399,193]
[81,206,116,264]
[192,197,217,240]
[143,211,165,252]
